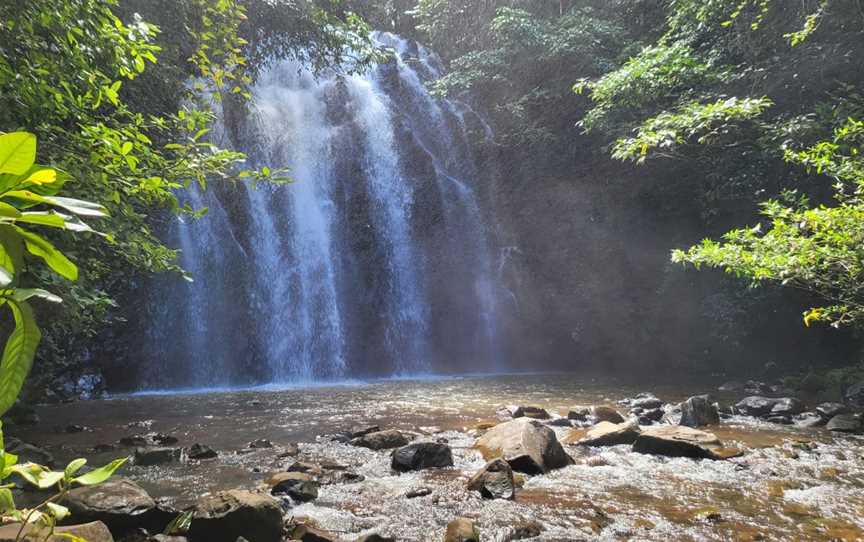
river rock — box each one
[5,439,54,467]
[248,439,273,449]
[466,458,515,500]
[636,407,664,425]
[0,521,114,542]
[444,518,480,542]
[545,417,573,427]
[632,426,722,460]
[817,402,849,419]
[120,433,178,447]
[391,442,454,471]
[570,421,640,447]
[793,412,826,428]
[134,447,181,466]
[62,478,160,531]
[351,430,411,450]
[505,520,544,541]
[287,524,344,542]
[268,472,319,502]
[511,406,550,419]
[735,396,779,417]
[744,380,772,395]
[679,395,719,427]
[826,413,863,433]
[356,535,395,542]
[189,490,282,542]
[567,406,590,421]
[405,487,433,498]
[475,418,571,474]
[591,406,625,424]
[770,398,805,416]
[186,443,218,460]
[629,393,663,409]
[349,425,380,439]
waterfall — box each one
[139,33,506,389]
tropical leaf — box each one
[14,227,78,280]
[0,488,14,513]
[0,300,40,417]
[72,457,128,486]
[64,458,86,480]
[5,191,108,217]
[10,289,62,304]
[0,133,36,176]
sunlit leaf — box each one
[73,457,128,486]
[0,301,40,417]
[0,133,36,176]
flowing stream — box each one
[140,34,504,389]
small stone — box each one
[287,461,323,476]
[444,518,479,542]
[351,430,411,450]
[186,443,218,460]
[567,407,590,421]
[630,393,663,409]
[276,443,300,457]
[134,447,181,466]
[286,524,343,542]
[466,458,515,500]
[405,487,432,498]
[248,439,273,449]
[349,425,381,439]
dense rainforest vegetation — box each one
[0,0,862,404]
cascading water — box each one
[139,33,507,389]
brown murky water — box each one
[14,374,864,541]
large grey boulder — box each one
[569,421,640,447]
[632,426,722,460]
[475,418,571,474]
[466,458,515,500]
[391,442,453,471]
[827,414,863,433]
[189,490,282,542]
[350,430,411,450]
[61,478,164,532]
[679,395,719,427]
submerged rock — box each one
[189,490,282,542]
[351,430,411,450]
[444,518,480,542]
[405,487,433,499]
[61,479,161,532]
[569,421,640,447]
[475,418,571,474]
[511,406,550,420]
[268,472,319,502]
[467,458,515,500]
[632,426,722,460]
[679,395,719,428]
[591,406,625,424]
[826,413,863,433]
[391,442,454,471]
[134,447,181,466]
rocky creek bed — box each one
[8,374,864,541]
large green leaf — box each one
[5,191,108,218]
[0,488,14,513]
[14,227,78,280]
[0,203,21,219]
[0,225,23,285]
[0,133,36,176]
[14,212,67,229]
[11,289,62,304]
[72,457,128,486]
[0,300,40,417]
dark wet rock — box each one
[770,398,805,417]
[545,417,572,427]
[827,413,863,433]
[287,461,323,476]
[0,520,114,542]
[817,402,849,419]
[765,415,794,425]
[134,447,181,466]
[633,426,722,460]
[186,444,218,460]
[505,520,544,541]
[356,535,394,542]
[248,439,273,449]
[475,418,571,474]
[637,408,664,425]
[268,472,319,502]
[591,406,625,424]
[511,406,550,420]
[405,487,433,498]
[844,381,864,408]
[318,459,347,471]
[629,393,664,410]
[391,442,454,471]
[680,395,719,428]
[120,433,178,447]
[5,404,39,426]
[793,412,826,428]
[276,443,300,457]
[6,440,54,467]
[567,406,590,421]
[744,380,772,395]
[735,396,779,417]
[61,479,161,532]
[569,421,640,447]
[287,523,344,542]
[466,458,515,500]
[351,430,411,450]
[93,443,118,453]
[349,425,380,439]
[65,424,88,433]
[339,472,365,483]
[444,518,480,542]
[189,490,282,542]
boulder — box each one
[826,414,863,433]
[511,406,550,420]
[444,518,479,542]
[189,490,282,542]
[629,393,663,410]
[769,398,805,417]
[134,447,181,466]
[545,417,572,427]
[62,479,161,532]
[816,402,849,419]
[567,407,590,422]
[679,395,719,428]
[636,408,664,425]
[570,421,640,447]
[735,396,779,417]
[632,426,722,460]
[186,444,218,460]
[475,418,571,474]
[466,459,515,500]
[268,472,318,502]
[351,430,411,450]
[793,412,826,428]
[0,521,114,542]
[391,442,453,471]
[591,406,625,424]
[349,425,380,439]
